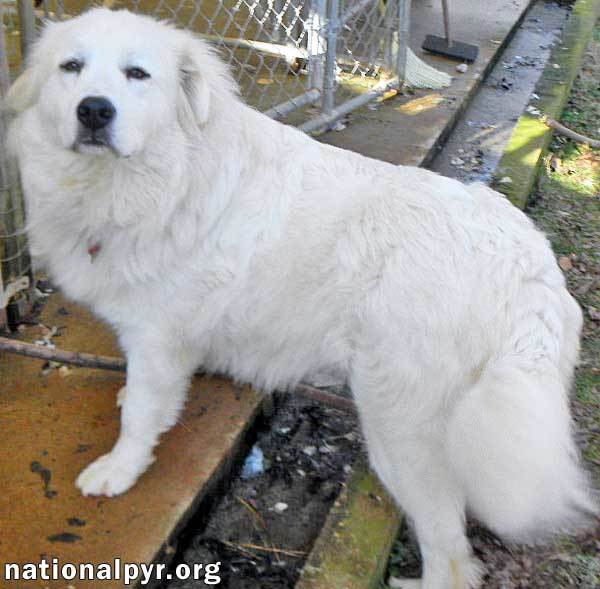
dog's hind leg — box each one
[76,333,198,496]
[351,369,483,589]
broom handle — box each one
[441,0,452,46]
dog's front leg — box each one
[76,338,195,497]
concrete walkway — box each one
[320,0,535,166]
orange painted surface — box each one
[0,295,262,588]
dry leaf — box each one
[558,256,573,271]
[587,306,600,322]
[58,365,72,378]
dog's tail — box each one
[446,286,598,542]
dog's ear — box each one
[4,65,41,114]
[178,42,212,127]
[177,35,237,128]
[4,20,60,114]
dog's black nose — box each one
[77,96,115,130]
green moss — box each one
[297,459,401,589]
[494,0,600,209]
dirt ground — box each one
[166,394,361,589]
[388,23,600,589]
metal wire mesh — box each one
[33,0,409,119]
[0,0,410,322]
[1,1,32,327]
[38,0,329,118]
[335,0,396,107]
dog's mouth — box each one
[73,129,117,155]
[81,136,108,147]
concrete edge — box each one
[419,0,539,168]
[317,0,538,161]
[145,394,273,589]
[493,0,600,210]
[295,458,401,589]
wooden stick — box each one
[224,541,306,557]
[0,335,126,371]
[543,116,600,149]
[0,336,356,411]
[295,383,356,414]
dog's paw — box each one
[116,385,127,408]
[76,451,153,497]
[388,557,484,589]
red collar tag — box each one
[87,242,101,260]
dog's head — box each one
[5,8,237,158]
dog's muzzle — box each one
[74,96,116,151]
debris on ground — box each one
[166,396,361,589]
[241,445,265,480]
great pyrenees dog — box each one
[5,8,597,588]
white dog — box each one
[6,9,597,588]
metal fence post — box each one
[383,0,395,72]
[323,0,340,115]
[17,0,36,60]
[0,0,8,329]
[396,0,410,83]
[307,0,327,96]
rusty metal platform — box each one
[0,295,263,588]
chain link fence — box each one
[1,1,32,329]
[1,0,414,327]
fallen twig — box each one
[223,541,306,557]
[295,383,356,414]
[543,116,600,149]
[234,496,281,563]
[219,540,256,559]
[0,335,126,371]
[236,496,269,531]
[0,336,356,412]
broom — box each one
[381,0,452,90]
[404,47,452,89]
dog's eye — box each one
[60,60,83,73]
[125,67,150,81]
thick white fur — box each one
[6,9,597,588]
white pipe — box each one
[300,76,399,134]
[263,88,321,119]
